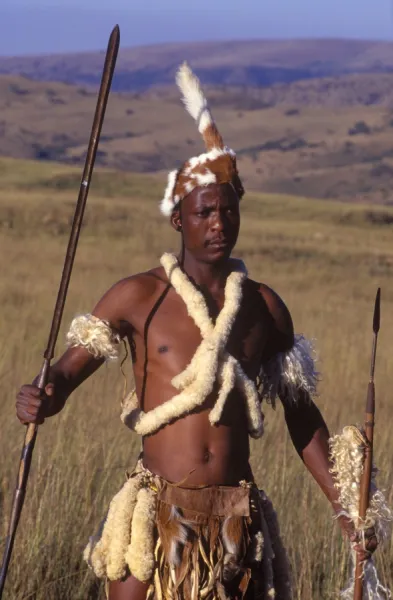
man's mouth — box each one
[209,239,229,248]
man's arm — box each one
[259,283,377,557]
[280,391,380,559]
[281,390,339,502]
[16,277,133,424]
[259,284,347,511]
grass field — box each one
[0,156,392,599]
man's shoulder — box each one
[92,265,168,326]
[246,278,294,352]
[245,277,288,315]
[110,265,168,304]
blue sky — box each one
[1,0,393,56]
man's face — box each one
[172,183,240,263]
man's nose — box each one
[211,212,224,231]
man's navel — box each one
[203,448,213,463]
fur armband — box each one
[260,334,318,406]
[329,426,392,599]
[66,314,121,361]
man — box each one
[16,64,377,599]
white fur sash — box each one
[123,253,264,438]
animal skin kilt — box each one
[84,459,292,600]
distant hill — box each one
[3,72,393,204]
[2,39,393,91]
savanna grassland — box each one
[0,156,393,600]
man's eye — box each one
[198,210,209,217]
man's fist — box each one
[338,514,378,562]
[350,527,379,562]
[16,383,55,425]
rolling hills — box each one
[2,39,393,91]
[3,72,393,204]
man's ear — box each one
[171,208,182,232]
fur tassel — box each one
[209,357,236,425]
[340,553,392,600]
[120,389,139,427]
[176,62,224,151]
[127,487,158,582]
[258,491,292,599]
[166,507,191,567]
[252,531,264,563]
[222,516,245,581]
[235,362,264,439]
[85,475,143,581]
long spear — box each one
[353,287,381,600]
[0,24,120,598]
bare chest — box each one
[129,284,272,380]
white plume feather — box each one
[176,62,213,134]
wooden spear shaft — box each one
[0,25,120,598]
[353,287,380,600]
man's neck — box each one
[179,251,231,293]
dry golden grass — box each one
[0,157,392,599]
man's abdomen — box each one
[142,401,252,486]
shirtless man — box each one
[16,64,377,599]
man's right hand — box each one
[16,383,55,425]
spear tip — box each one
[109,25,121,48]
[373,287,381,334]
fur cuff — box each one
[66,314,121,361]
[260,335,318,405]
[329,426,392,598]
[329,426,392,537]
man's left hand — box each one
[337,514,378,562]
[350,527,379,562]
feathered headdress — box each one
[160,62,244,217]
